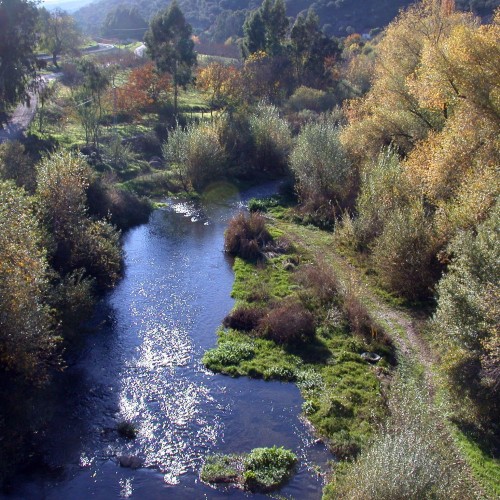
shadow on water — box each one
[3,181,332,499]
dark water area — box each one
[4,182,331,499]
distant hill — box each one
[73,0,498,40]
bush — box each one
[248,102,292,174]
[224,212,272,260]
[331,374,472,500]
[259,300,316,345]
[372,203,438,301]
[87,176,152,230]
[290,117,352,214]
[243,446,297,492]
[433,203,499,424]
[355,147,413,247]
[287,86,335,113]
[223,306,267,332]
[294,260,340,307]
[163,119,227,191]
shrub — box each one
[248,102,292,174]
[331,374,472,499]
[290,117,352,215]
[355,147,413,247]
[371,203,438,301]
[243,446,297,492]
[0,141,36,191]
[224,212,272,260]
[223,306,267,332]
[432,203,500,424]
[287,86,335,113]
[259,300,316,345]
[294,260,340,307]
[163,119,227,191]
[87,176,152,230]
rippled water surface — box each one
[7,183,331,499]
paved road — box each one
[0,43,115,144]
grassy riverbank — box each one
[203,204,395,461]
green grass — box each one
[201,446,297,492]
[452,426,500,498]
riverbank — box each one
[202,197,500,498]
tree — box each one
[144,1,196,115]
[290,9,341,88]
[196,62,241,110]
[241,0,289,58]
[0,0,39,120]
[102,6,147,41]
[72,59,110,147]
[115,61,171,117]
[39,8,82,67]
[0,181,57,379]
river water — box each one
[6,182,331,499]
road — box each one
[0,43,115,144]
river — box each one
[5,182,331,499]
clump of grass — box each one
[201,447,297,493]
[202,340,255,373]
[200,454,241,483]
[243,446,297,492]
[117,420,137,440]
[224,212,272,261]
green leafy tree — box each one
[290,9,341,88]
[242,0,289,58]
[144,0,197,115]
[38,8,82,67]
[0,0,39,119]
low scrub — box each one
[224,212,272,261]
[259,300,316,345]
[223,306,266,332]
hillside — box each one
[74,0,494,39]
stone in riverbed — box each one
[118,455,143,469]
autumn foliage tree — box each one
[115,62,171,117]
[0,181,57,379]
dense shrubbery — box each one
[37,151,122,289]
[259,300,316,345]
[224,212,272,260]
[290,116,352,227]
[0,181,57,379]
